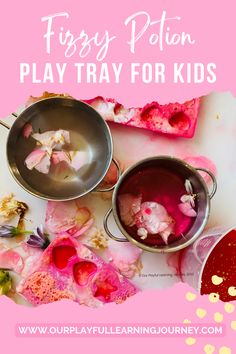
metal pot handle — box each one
[196,167,217,199]
[0,112,18,130]
[95,158,121,193]
[103,208,128,242]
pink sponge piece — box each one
[84,96,200,138]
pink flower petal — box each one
[45,201,93,236]
[0,247,24,273]
[51,151,71,165]
[20,243,43,278]
[178,202,197,217]
[34,153,51,174]
[25,148,47,170]
[51,151,87,171]
[69,151,87,171]
[23,123,33,138]
[32,130,70,149]
[180,194,195,207]
[106,241,142,278]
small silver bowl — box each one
[1,97,120,201]
[104,156,217,253]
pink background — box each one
[1,0,236,116]
[2,284,236,354]
[1,0,236,353]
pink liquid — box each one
[117,166,197,246]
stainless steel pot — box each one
[104,156,217,253]
[0,97,120,201]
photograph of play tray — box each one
[0,92,235,306]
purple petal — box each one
[27,235,44,245]
[26,239,43,246]
[0,225,17,238]
[27,237,42,244]
[36,226,44,239]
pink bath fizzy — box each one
[45,200,93,237]
[106,240,142,278]
[85,96,200,138]
[134,201,175,244]
[18,235,138,307]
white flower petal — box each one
[180,194,191,203]
[185,179,193,194]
